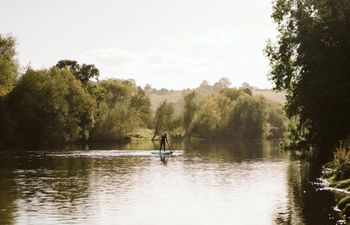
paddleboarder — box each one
[159,132,169,152]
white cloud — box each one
[78,49,229,89]
[77,27,275,90]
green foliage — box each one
[183,91,198,135]
[331,179,350,190]
[91,79,151,142]
[265,0,350,150]
[266,103,286,138]
[333,142,350,168]
[0,34,18,97]
[152,101,178,140]
[191,96,221,138]
[129,87,152,127]
[342,203,350,217]
[188,88,285,139]
[334,162,350,181]
[4,68,96,144]
[226,95,266,138]
[0,33,287,144]
[338,196,350,210]
[56,60,99,85]
[220,88,244,101]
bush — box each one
[334,142,350,168]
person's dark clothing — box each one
[160,134,168,151]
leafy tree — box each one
[91,79,151,141]
[215,93,234,127]
[240,87,252,96]
[220,88,244,101]
[56,60,99,85]
[129,87,152,127]
[266,103,286,138]
[152,101,177,140]
[98,79,135,107]
[213,77,232,92]
[265,0,350,150]
[0,34,18,97]
[241,82,251,89]
[144,84,152,93]
[91,102,136,141]
[183,91,198,135]
[226,95,266,138]
[4,68,95,144]
[191,97,221,138]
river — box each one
[0,139,343,225]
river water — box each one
[0,139,343,225]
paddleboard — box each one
[151,151,173,155]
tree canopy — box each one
[4,68,96,144]
[265,0,350,150]
[0,34,18,97]
[56,60,99,85]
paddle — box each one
[166,141,173,154]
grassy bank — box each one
[323,143,350,219]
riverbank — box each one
[322,143,350,219]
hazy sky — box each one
[0,0,276,89]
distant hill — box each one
[146,79,285,113]
[251,89,285,104]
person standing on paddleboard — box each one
[159,133,169,152]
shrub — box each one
[334,142,350,168]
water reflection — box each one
[0,139,341,225]
[0,152,17,225]
[159,155,170,165]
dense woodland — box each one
[0,34,286,145]
[266,0,350,153]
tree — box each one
[5,68,96,144]
[0,34,18,97]
[266,104,286,138]
[200,80,209,87]
[191,97,221,138]
[183,91,198,135]
[226,95,266,138]
[91,79,151,141]
[144,84,152,93]
[56,60,99,85]
[98,79,135,107]
[129,87,152,127]
[265,0,350,150]
[213,77,232,92]
[152,101,176,140]
[220,88,247,101]
[241,82,251,89]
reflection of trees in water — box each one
[0,152,17,225]
[274,156,339,224]
[0,149,150,222]
[275,160,305,225]
[175,138,281,163]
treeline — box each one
[0,34,152,145]
[152,89,286,140]
[145,77,235,96]
[0,34,285,145]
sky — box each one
[0,0,277,90]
